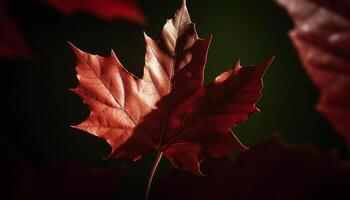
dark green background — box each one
[4,0,348,199]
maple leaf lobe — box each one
[71,0,273,175]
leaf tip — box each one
[67,41,75,49]
[109,49,117,58]
[264,55,275,68]
[70,121,87,132]
[181,0,187,10]
[257,55,275,75]
[143,31,151,41]
[236,59,242,67]
[68,88,77,93]
[68,41,83,56]
[70,124,79,130]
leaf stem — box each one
[145,151,163,200]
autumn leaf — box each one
[70,0,272,198]
[276,0,350,145]
[11,161,124,200]
[152,136,350,200]
[0,0,33,60]
[42,0,145,23]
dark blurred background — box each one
[3,0,349,199]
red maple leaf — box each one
[70,0,272,198]
[153,136,350,200]
[276,0,350,145]
[42,0,145,23]
[0,0,33,60]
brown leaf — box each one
[276,0,350,145]
[71,0,273,175]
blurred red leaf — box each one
[42,0,145,23]
[11,162,124,200]
[0,0,33,60]
[276,0,350,145]
[152,136,350,200]
[71,0,273,176]
[0,0,145,61]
